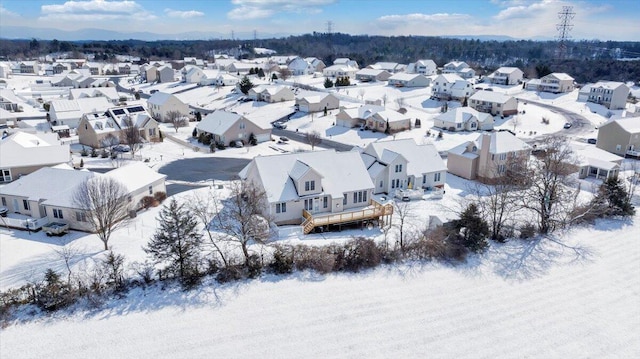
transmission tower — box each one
[556,6,575,59]
[253,30,257,41]
[326,21,333,35]
[231,30,235,41]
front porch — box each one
[301,198,393,234]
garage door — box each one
[256,133,271,143]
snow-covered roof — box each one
[0,108,17,120]
[0,89,21,104]
[373,109,410,124]
[571,142,623,170]
[591,81,626,91]
[0,166,94,208]
[434,107,492,124]
[544,73,574,81]
[470,91,514,104]
[147,91,180,106]
[104,162,166,193]
[388,73,424,81]
[69,87,119,101]
[364,138,446,177]
[493,67,522,74]
[240,150,374,203]
[50,97,111,114]
[435,73,464,83]
[610,117,640,133]
[356,68,388,76]
[0,132,70,168]
[197,111,243,135]
[476,132,531,154]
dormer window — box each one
[305,180,315,191]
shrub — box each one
[216,265,244,283]
[293,245,335,274]
[80,146,89,157]
[100,149,109,158]
[246,254,263,279]
[519,223,536,239]
[153,191,167,203]
[141,196,157,209]
[334,237,382,272]
[269,246,294,274]
[90,148,98,157]
[209,143,216,153]
[216,142,226,150]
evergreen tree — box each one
[454,203,489,252]
[144,199,203,285]
[195,111,202,121]
[271,73,278,81]
[249,68,256,75]
[239,76,254,95]
[248,133,258,146]
[324,77,334,88]
[257,68,265,78]
[192,128,198,138]
[594,176,635,216]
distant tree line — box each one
[2,34,639,82]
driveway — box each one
[518,98,595,137]
[158,157,250,182]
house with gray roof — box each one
[196,110,271,146]
[0,132,70,183]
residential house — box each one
[443,61,475,79]
[335,105,380,128]
[228,62,256,74]
[587,81,630,110]
[295,92,340,113]
[525,73,575,93]
[367,62,404,73]
[147,92,189,122]
[288,57,314,75]
[0,108,17,126]
[0,63,12,78]
[247,85,294,103]
[469,91,518,117]
[0,88,21,112]
[196,110,271,146]
[19,61,40,74]
[304,57,326,73]
[157,65,176,83]
[0,132,70,183]
[387,73,430,88]
[82,62,103,75]
[333,58,359,68]
[359,138,447,194]
[355,69,392,82]
[48,97,112,128]
[239,150,391,234]
[577,84,593,102]
[486,67,524,85]
[0,163,166,232]
[596,117,640,157]
[216,73,239,86]
[77,106,159,148]
[432,74,473,100]
[69,87,120,104]
[322,64,358,79]
[184,66,206,83]
[52,62,70,75]
[364,109,411,133]
[572,142,623,179]
[447,131,531,181]
[407,59,437,76]
[434,107,494,131]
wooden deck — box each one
[301,199,393,234]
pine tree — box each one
[239,76,254,95]
[595,176,635,216]
[257,68,265,78]
[324,77,334,88]
[455,203,489,252]
[144,199,203,285]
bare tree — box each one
[209,181,272,266]
[358,88,365,101]
[101,134,119,150]
[166,110,186,133]
[73,177,131,251]
[120,119,142,158]
[279,67,292,81]
[393,200,416,251]
[395,96,405,109]
[382,93,388,107]
[518,135,579,234]
[54,241,80,284]
[188,189,229,268]
[306,130,322,150]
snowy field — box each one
[1,210,639,358]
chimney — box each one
[478,132,492,178]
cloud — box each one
[377,13,471,28]
[0,5,19,17]
[39,0,156,22]
[164,8,205,19]
[227,0,335,20]
[493,0,556,21]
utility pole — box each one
[556,6,575,60]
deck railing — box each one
[301,199,393,234]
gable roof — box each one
[434,107,492,124]
[147,91,179,106]
[364,138,446,177]
[388,73,425,81]
[104,162,166,193]
[69,87,119,101]
[591,81,626,91]
[544,72,574,81]
[0,132,70,168]
[197,111,243,135]
[436,73,464,83]
[605,117,640,133]
[476,132,531,154]
[240,150,373,202]
[470,91,514,104]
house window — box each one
[434,172,441,182]
[148,185,153,195]
[471,122,477,128]
[304,199,313,211]
[239,122,246,130]
[391,180,395,189]
[304,180,315,191]
[498,164,506,173]
[53,208,63,219]
[343,194,347,205]
[423,175,426,184]
[276,202,287,213]
[1,197,5,206]
[616,145,622,151]
[395,164,403,173]
[499,153,507,161]
[379,180,383,188]
[457,123,461,128]
[23,200,30,211]
[0,169,11,182]
[353,192,358,203]
[76,211,87,222]
[396,179,400,188]
[323,196,328,208]
[363,191,367,203]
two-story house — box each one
[443,61,475,79]
[587,81,630,110]
[469,91,518,117]
[432,74,473,100]
[407,59,437,76]
[147,92,190,122]
[486,67,524,85]
[358,139,447,194]
[239,150,392,234]
[526,73,575,93]
[596,117,640,157]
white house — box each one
[333,58,359,68]
[355,69,392,82]
[525,73,575,93]
[0,132,70,183]
[387,73,431,88]
[587,81,630,110]
[248,85,294,103]
[196,110,271,145]
[147,92,189,122]
[49,97,112,128]
[434,107,494,131]
[359,138,447,194]
[469,91,518,117]
[322,64,358,79]
[407,59,437,76]
[486,67,524,85]
[432,74,473,100]
[295,92,340,113]
[239,150,392,234]
[571,142,623,180]
[69,87,120,104]
[216,73,240,86]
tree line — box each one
[2,34,640,83]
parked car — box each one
[587,138,597,144]
[563,122,572,129]
[0,206,8,217]
[113,144,131,152]
[273,122,287,129]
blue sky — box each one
[1,0,638,40]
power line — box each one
[556,6,575,59]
